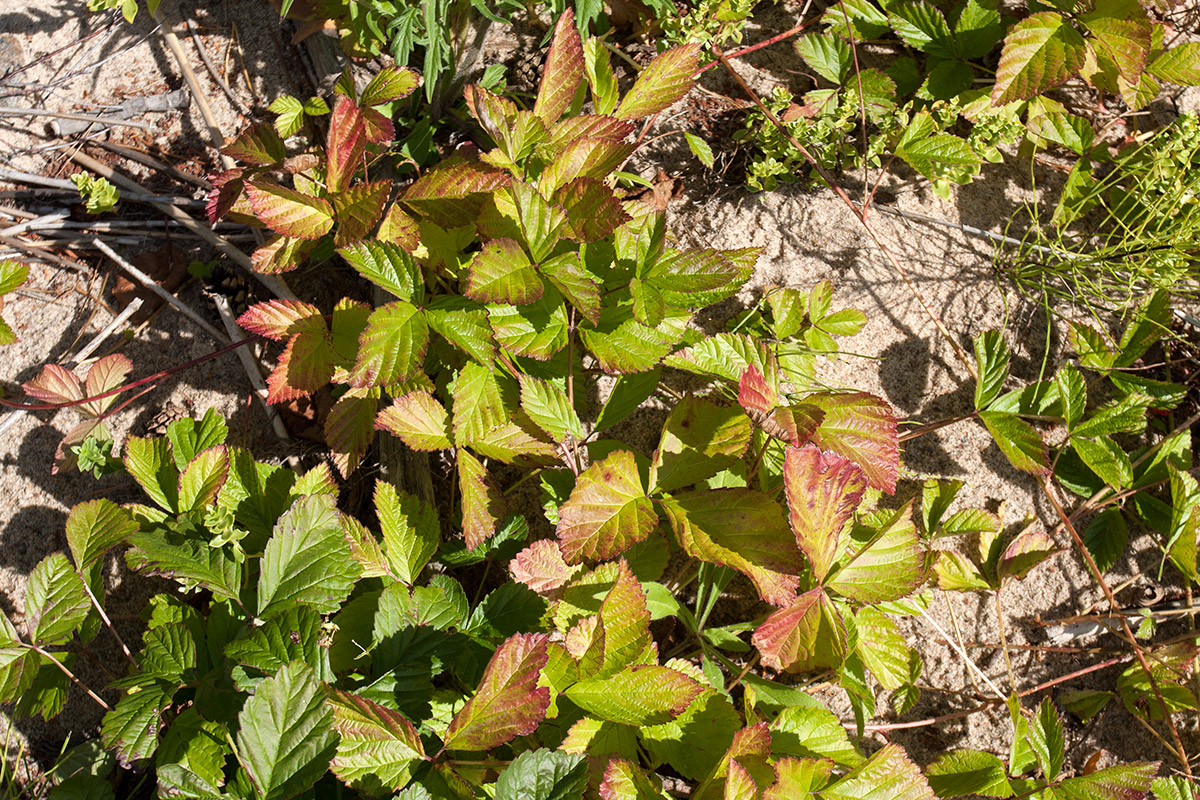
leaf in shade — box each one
[785,444,867,582]
[223,123,286,166]
[245,183,334,240]
[250,235,316,274]
[360,65,421,106]
[979,410,1050,474]
[326,387,379,477]
[339,240,421,302]
[567,665,704,725]
[26,554,91,646]
[806,392,899,493]
[349,301,429,388]
[237,661,337,800]
[257,494,360,616]
[443,633,550,751]
[102,680,177,767]
[266,324,335,403]
[376,391,453,451]
[822,744,935,800]
[510,540,579,595]
[465,238,544,306]
[556,450,658,564]
[553,177,630,242]
[998,528,1059,582]
[650,396,752,493]
[827,502,925,604]
[326,95,366,193]
[206,168,244,224]
[991,12,1087,105]
[534,9,585,124]
[495,748,588,800]
[331,180,391,245]
[615,44,701,120]
[126,532,242,602]
[459,449,506,550]
[752,588,846,672]
[66,499,137,570]
[519,374,584,442]
[327,688,425,794]
[660,489,804,606]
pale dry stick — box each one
[994,589,1019,694]
[0,167,204,206]
[0,232,89,275]
[92,238,231,346]
[0,106,152,131]
[184,19,250,116]
[93,140,210,189]
[713,49,979,382]
[1042,476,1194,777]
[942,589,977,693]
[209,291,291,443]
[3,212,69,237]
[917,605,1008,700]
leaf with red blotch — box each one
[250,235,316,274]
[245,183,334,240]
[998,528,1059,582]
[599,759,664,800]
[556,450,658,565]
[826,502,926,604]
[459,449,505,550]
[326,96,366,193]
[510,539,579,596]
[465,239,544,306]
[266,324,336,404]
[785,444,867,583]
[660,489,804,607]
[359,65,421,107]
[332,180,391,245]
[206,168,244,224]
[238,300,324,340]
[442,633,550,751]
[223,122,286,166]
[650,395,752,494]
[738,365,778,412]
[549,115,636,149]
[401,162,510,229]
[80,354,133,417]
[375,391,453,451]
[376,204,420,252]
[553,177,630,242]
[348,301,429,388]
[539,138,637,195]
[821,743,935,800]
[615,44,701,120]
[325,387,379,477]
[534,9,584,125]
[23,364,83,406]
[752,588,847,672]
[597,560,655,676]
[806,391,899,493]
[360,106,395,145]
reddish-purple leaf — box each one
[549,115,635,148]
[785,444,867,583]
[375,391,453,451]
[250,235,316,274]
[206,168,244,224]
[534,9,585,125]
[238,299,324,340]
[245,182,334,240]
[738,364,778,412]
[998,528,1059,582]
[332,180,391,245]
[752,588,847,672]
[539,138,636,194]
[442,633,550,751]
[376,203,420,252]
[401,162,510,228]
[465,85,519,143]
[465,238,544,306]
[326,95,366,193]
[991,12,1087,105]
[556,450,658,564]
[806,392,899,493]
[615,44,701,120]
[326,387,379,477]
[223,122,286,166]
[23,364,83,406]
[510,539,578,596]
[459,449,505,550]
[81,354,133,417]
[553,177,631,242]
[660,489,804,606]
[359,65,421,107]
[360,106,395,145]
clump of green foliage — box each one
[70,173,121,215]
[0,259,28,346]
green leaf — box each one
[822,743,935,800]
[223,122,286,165]
[973,331,1009,410]
[495,748,587,800]
[376,392,454,451]
[1084,509,1129,574]
[854,607,910,690]
[998,528,1059,582]
[596,369,661,431]
[466,238,544,306]
[1027,698,1064,781]
[991,12,1087,104]
[889,1,955,57]
[979,410,1049,474]
[1059,688,1113,723]
[520,374,584,442]
[925,749,1013,798]
[424,297,496,364]
[954,0,1005,58]
[327,688,426,794]
[442,633,550,751]
[488,289,571,361]
[828,503,926,604]
[580,306,690,374]
[350,301,429,388]
[257,495,360,617]
[177,446,228,512]
[141,623,197,681]
[615,44,700,120]
[126,532,243,603]
[1072,436,1133,490]
[26,554,90,646]
[556,450,657,564]
[1072,393,1150,438]
[641,692,741,781]
[66,499,137,570]
[935,551,992,591]
[770,703,862,768]
[156,707,228,798]
[567,665,704,725]
[360,65,421,106]
[684,133,714,169]
[650,396,752,493]
[795,34,851,83]
[1080,0,1150,84]
[339,240,422,302]
[1055,365,1086,429]
[1148,43,1200,85]
[102,680,177,767]
[225,606,330,686]
[237,661,337,800]
[785,444,867,582]
[165,408,228,472]
[1056,762,1159,800]
[896,132,982,184]
[376,481,439,584]
[269,95,305,138]
[124,435,179,512]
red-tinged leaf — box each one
[267,327,336,403]
[998,529,1059,582]
[250,234,316,274]
[660,489,804,606]
[238,299,324,340]
[600,759,664,800]
[726,761,758,800]
[360,106,395,145]
[650,396,752,493]
[177,446,228,512]
[360,65,421,106]
[465,84,519,142]
[566,665,704,725]
[556,450,658,564]
[553,177,631,241]
[534,9,585,124]
[540,252,601,326]
[245,183,334,240]
[738,364,778,412]
[806,392,899,493]
[332,180,391,245]
[465,238,544,305]
[979,409,1050,474]
[401,162,510,228]
[375,391,453,450]
[549,115,636,149]
[326,95,366,193]
[23,364,83,406]
[991,12,1087,105]
[785,444,867,583]
[565,616,605,677]
[442,633,550,751]
[598,560,655,675]
[81,353,133,417]
[821,743,935,800]
[349,301,429,388]
[827,502,925,604]
[752,588,846,672]
[511,539,578,595]
[1081,0,1150,84]
[326,387,379,477]
[223,122,286,166]
[539,138,636,195]
[326,688,425,793]
[763,757,834,799]
[615,44,701,120]
[772,405,825,448]
[459,449,505,550]
[376,203,420,251]
[206,168,244,224]
[1055,761,1159,800]
[1148,43,1200,85]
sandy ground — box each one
[1,0,1196,785]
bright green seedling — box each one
[0,259,28,346]
[70,172,120,214]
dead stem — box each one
[994,588,1018,694]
